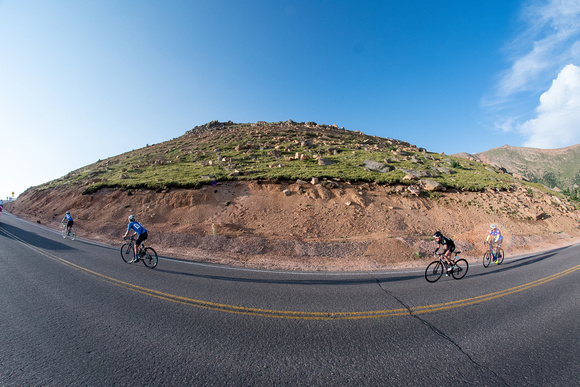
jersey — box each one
[435,236,455,252]
[64,214,73,222]
[127,221,147,235]
[488,228,503,242]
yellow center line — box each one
[3,226,579,320]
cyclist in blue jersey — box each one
[123,215,148,259]
[62,211,74,235]
[486,224,503,260]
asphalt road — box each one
[1,211,579,386]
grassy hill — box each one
[475,144,580,193]
[11,120,580,270]
[38,120,522,195]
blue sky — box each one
[1,0,580,199]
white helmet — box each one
[490,224,497,229]
[128,215,135,221]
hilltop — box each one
[474,144,580,192]
[7,121,580,271]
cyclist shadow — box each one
[469,248,565,279]
[0,222,77,252]
[154,263,422,286]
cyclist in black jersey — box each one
[433,231,456,271]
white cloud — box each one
[518,64,580,148]
[496,0,580,99]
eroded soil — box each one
[6,181,580,271]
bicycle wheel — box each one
[62,226,67,238]
[69,226,76,241]
[495,249,504,265]
[451,259,469,280]
[483,251,492,268]
[425,261,443,283]
[142,247,158,269]
[120,243,135,263]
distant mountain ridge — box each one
[473,144,580,191]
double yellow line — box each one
[3,226,579,320]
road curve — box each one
[1,211,579,385]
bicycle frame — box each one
[483,242,504,267]
[425,252,468,282]
[120,235,158,269]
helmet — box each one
[433,231,443,238]
[66,211,70,214]
[128,215,135,221]
[490,224,497,229]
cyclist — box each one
[62,211,74,236]
[123,215,148,261]
[433,231,456,272]
[486,224,503,262]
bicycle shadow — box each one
[467,247,569,279]
[0,222,77,252]
[153,262,423,286]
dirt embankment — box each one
[6,181,580,271]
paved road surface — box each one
[1,211,579,385]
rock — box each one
[420,179,444,191]
[283,189,291,196]
[407,185,421,196]
[363,159,386,172]
[397,168,432,178]
[437,167,455,175]
[318,158,335,166]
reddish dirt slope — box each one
[6,181,580,271]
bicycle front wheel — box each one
[142,247,158,269]
[495,249,504,265]
[120,243,135,263]
[452,259,469,280]
[425,261,443,283]
[62,226,67,238]
[483,251,492,268]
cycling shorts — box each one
[136,231,148,246]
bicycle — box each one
[61,223,76,240]
[425,252,468,283]
[482,242,504,268]
[120,235,158,269]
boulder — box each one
[419,179,444,191]
[318,158,335,166]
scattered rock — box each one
[419,179,445,191]
[318,158,335,166]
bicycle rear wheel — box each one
[483,251,492,268]
[142,247,158,269]
[69,226,76,241]
[120,243,135,263]
[451,259,468,280]
[495,249,504,265]
[425,261,443,283]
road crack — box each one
[373,278,511,386]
